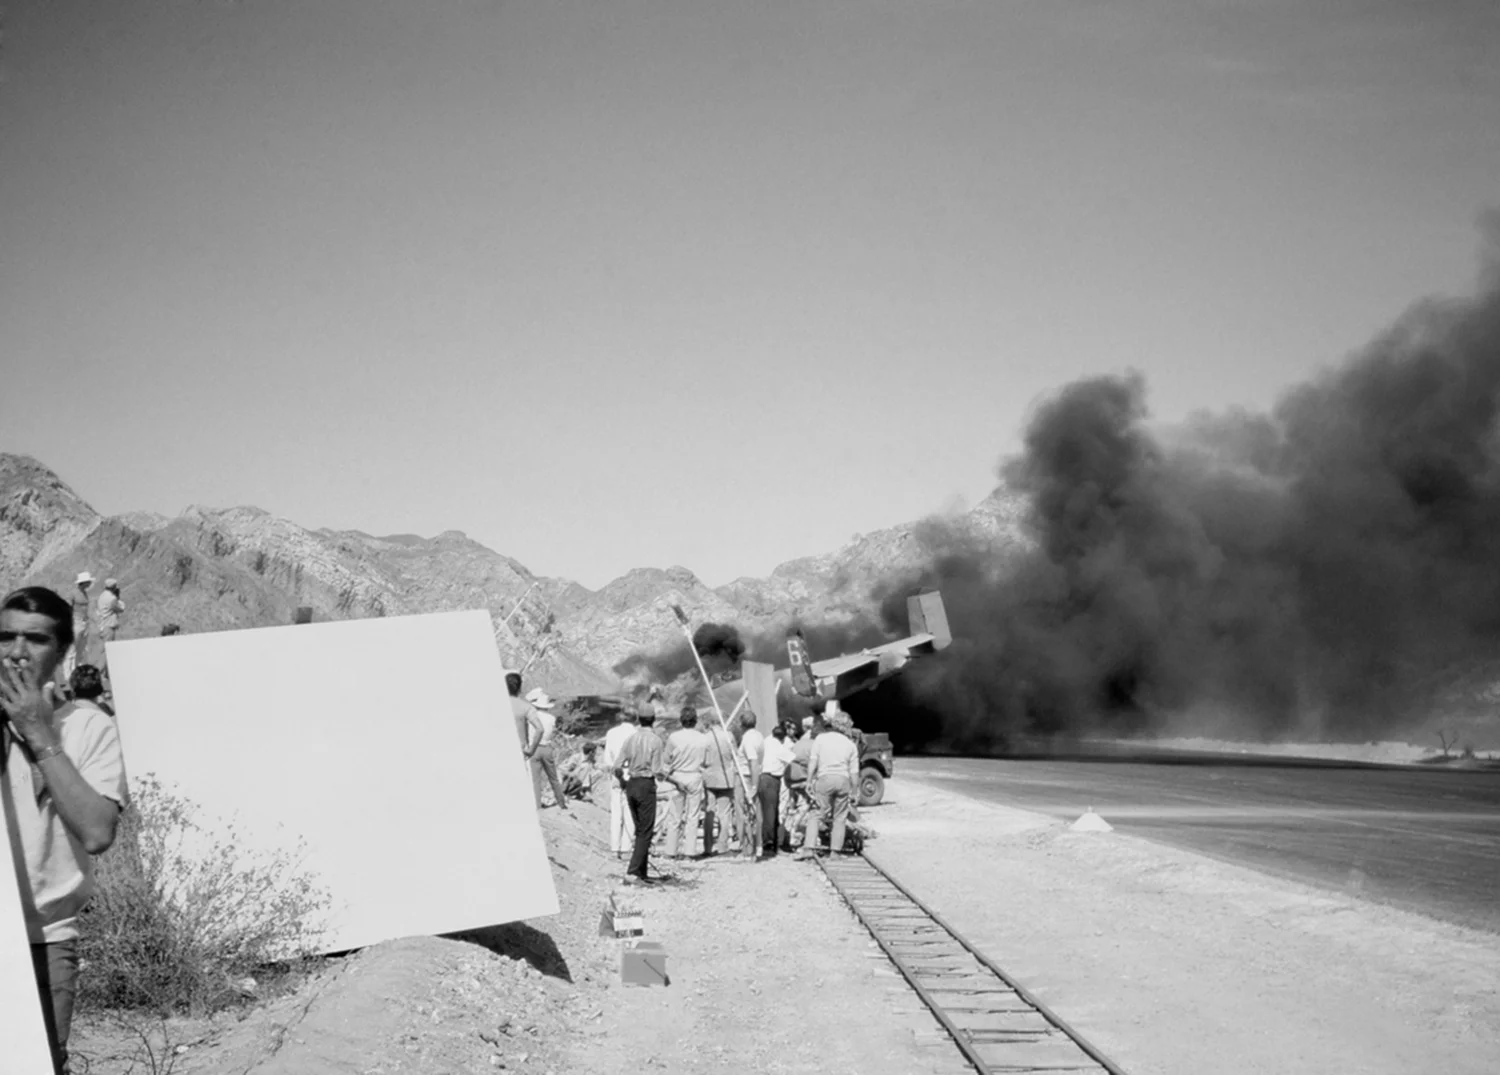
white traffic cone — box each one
[1070,807,1113,833]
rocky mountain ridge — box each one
[0,453,1025,694]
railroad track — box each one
[817,853,1129,1075]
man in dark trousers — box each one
[613,701,667,884]
[759,722,796,857]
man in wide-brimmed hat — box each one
[61,572,95,681]
[524,687,569,812]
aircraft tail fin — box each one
[907,590,951,651]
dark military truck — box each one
[857,731,893,806]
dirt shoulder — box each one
[73,778,1500,1074]
[869,777,1500,1075]
[73,797,971,1075]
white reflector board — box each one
[106,609,558,953]
[2,778,56,1074]
[742,660,778,735]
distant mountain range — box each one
[0,453,1024,696]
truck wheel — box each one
[858,768,885,807]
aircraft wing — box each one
[709,590,951,713]
[810,632,939,698]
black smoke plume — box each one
[614,620,748,683]
[881,234,1500,750]
[692,622,746,667]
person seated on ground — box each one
[2,585,129,1074]
[68,664,114,717]
[559,741,606,803]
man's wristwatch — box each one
[33,741,65,762]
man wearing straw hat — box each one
[524,687,570,812]
[60,573,95,683]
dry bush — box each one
[78,776,330,1015]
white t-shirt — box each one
[96,590,124,630]
[806,730,859,786]
[535,708,558,748]
[2,702,129,943]
[762,735,796,778]
[665,727,710,778]
[602,721,637,769]
[735,727,765,778]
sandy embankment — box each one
[75,781,1499,1074]
[78,798,976,1075]
[871,777,1500,1075]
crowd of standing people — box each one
[58,572,124,685]
[581,693,863,885]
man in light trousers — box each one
[700,711,737,855]
[734,710,764,859]
[663,705,709,858]
[525,688,569,811]
[796,714,858,858]
[601,706,638,857]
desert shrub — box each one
[78,775,330,1015]
[554,705,590,738]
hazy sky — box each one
[3,1,1497,588]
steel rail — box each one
[817,852,1130,1075]
[862,851,1130,1074]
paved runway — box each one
[900,754,1500,933]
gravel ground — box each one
[559,834,976,1075]
[71,776,1499,1074]
[72,797,974,1075]
[869,776,1500,1075]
